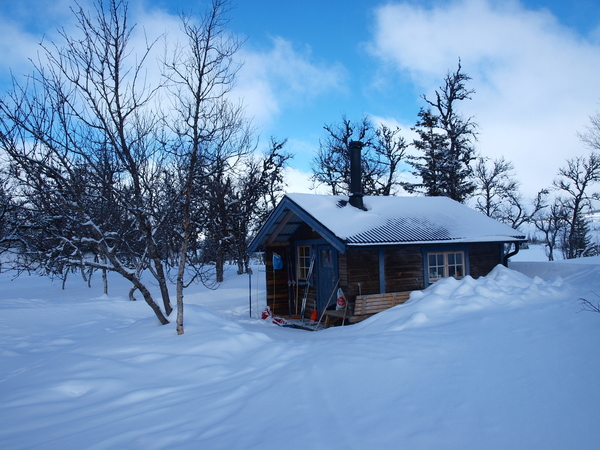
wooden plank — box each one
[266,210,295,247]
[324,290,412,324]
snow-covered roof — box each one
[249,193,526,253]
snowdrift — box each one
[1,261,599,449]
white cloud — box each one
[236,37,347,128]
[0,19,38,84]
[283,166,313,194]
[369,0,600,198]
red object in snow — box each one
[261,306,292,327]
[336,288,347,310]
[261,307,272,320]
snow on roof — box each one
[286,193,526,245]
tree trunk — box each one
[176,230,188,335]
[216,253,225,283]
[153,258,173,316]
[123,272,169,325]
[102,268,108,295]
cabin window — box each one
[427,251,465,283]
[297,245,311,280]
[321,248,333,268]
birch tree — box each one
[161,0,249,333]
[553,152,600,259]
[0,0,172,324]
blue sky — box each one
[2,0,600,198]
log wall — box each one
[266,241,505,317]
[264,247,294,315]
[384,245,425,292]
[468,242,504,277]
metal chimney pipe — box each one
[348,140,365,210]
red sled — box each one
[261,307,293,327]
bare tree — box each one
[534,200,568,261]
[0,165,21,264]
[553,152,600,259]
[473,157,519,219]
[199,130,253,286]
[161,0,248,334]
[501,189,548,231]
[0,0,172,324]
[473,157,547,230]
[311,115,408,196]
[371,124,409,196]
[579,111,600,151]
[228,138,291,275]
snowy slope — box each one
[0,258,599,449]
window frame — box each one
[423,246,469,285]
[296,244,312,281]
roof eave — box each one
[248,195,348,254]
[344,236,527,247]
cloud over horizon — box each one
[369,0,600,197]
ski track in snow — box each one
[0,252,600,449]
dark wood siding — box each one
[266,240,505,317]
[339,248,380,313]
[384,245,425,292]
[292,223,323,241]
[468,242,504,277]
[338,252,349,291]
[264,247,293,315]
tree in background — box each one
[227,138,291,276]
[408,60,477,203]
[552,152,600,259]
[0,0,173,324]
[311,115,408,196]
[473,157,547,230]
[0,165,20,264]
[0,0,288,330]
[534,201,568,261]
[579,111,600,151]
[161,0,249,333]
[473,157,518,219]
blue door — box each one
[316,244,338,313]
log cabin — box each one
[248,143,527,325]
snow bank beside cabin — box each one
[351,264,570,333]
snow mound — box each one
[353,265,569,332]
[1,263,600,449]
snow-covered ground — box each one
[1,248,600,449]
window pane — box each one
[321,249,333,268]
[427,251,465,283]
[428,252,445,281]
[448,252,465,279]
[297,246,311,280]
[428,254,436,266]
